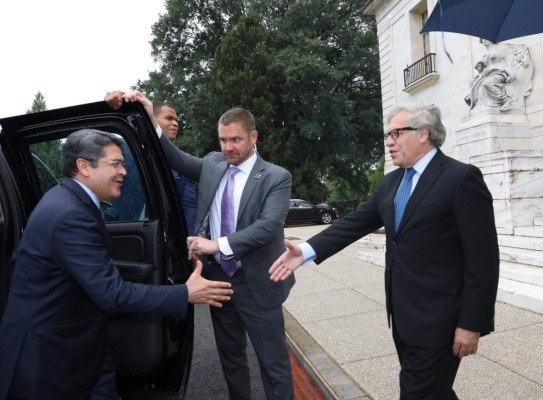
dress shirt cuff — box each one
[156,125,163,138]
[299,242,317,265]
[218,236,233,257]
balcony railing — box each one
[404,53,436,87]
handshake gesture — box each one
[186,256,233,308]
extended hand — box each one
[452,327,480,359]
[104,91,125,109]
[104,90,157,128]
[187,236,220,260]
[186,257,233,307]
[268,239,303,282]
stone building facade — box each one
[361,0,543,312]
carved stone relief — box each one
[464,40,534,112]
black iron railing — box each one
[403,53,436,87]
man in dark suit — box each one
[105,90,295,400]
[270,105,500,399]
[154,101,198,235]
[0,129,233,400]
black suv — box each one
[286,199,338,225]
[0,102,194,399]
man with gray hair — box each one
[0,129,233,400]
[269,105,500,399]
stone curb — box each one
[284,308,372,400]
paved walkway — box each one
[186,302,326,399]
[283,225,543,400]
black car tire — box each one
[320,212,332,224]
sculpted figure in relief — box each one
[465,40,533,111]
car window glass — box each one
[29,138,148,223]
[30,140,63,193]
[299,201,312,208]
[104,143,148,222]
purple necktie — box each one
[220,167,240,277]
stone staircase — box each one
[356,229,386,267]
[356,222,543,314]
[497,218,543,313]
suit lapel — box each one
[63,178,102,220]
[62,178,112,251]
[202,161,230,215]
[238,157,264,223]
[397,150,446,234]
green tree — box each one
[365,154,385,201]
[26,91,47,113]
[26,91,63,186]
[137,0,383,205]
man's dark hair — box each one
[153,102,176,116]
[62,129,124,177]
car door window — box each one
[104,143,148,223]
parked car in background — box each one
[286,199,338,225]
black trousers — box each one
[393,322,461,400]
[208,261,293,400]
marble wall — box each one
[364,0,543,232]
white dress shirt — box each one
[211,152,258,262]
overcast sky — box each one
[0,0,166,118]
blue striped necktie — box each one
[394,168,415,232]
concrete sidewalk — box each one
[283,225,543,400]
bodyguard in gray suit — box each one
[105,90,295,400]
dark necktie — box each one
[99,203,106,221]
[220,167,240,277]
[394,168,415,232]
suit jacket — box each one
[307,150,499,347]
[0,178,188,400]
[172,169,198,235]
[159,135,295,310]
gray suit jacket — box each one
[159,135,295,309]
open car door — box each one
[0,101,193,399]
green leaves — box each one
[138,0,383,210]
[26,91,47,114]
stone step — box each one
[356,233,386,250]
[500,261,543,286]
[499,261,543,313]
[514,226,543,238]
[499,234,543,251]
[356,248,385,267]
[534,218,543,227]
[497,278,543,314]
[500,248,543,268]
[356,249,543,314]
